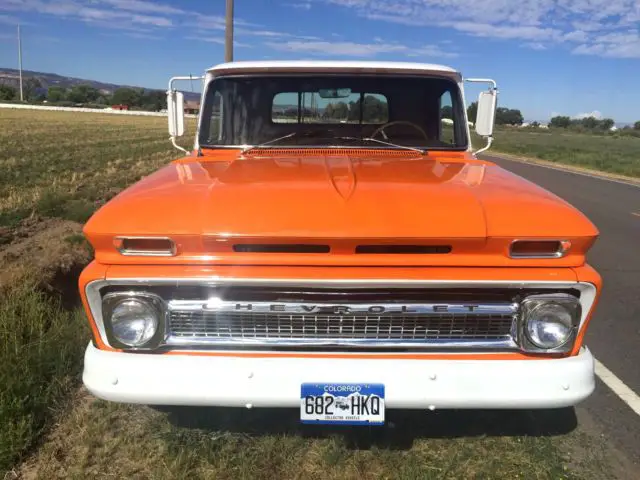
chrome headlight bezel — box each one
[520,293,581,353]
[102,292,166,350]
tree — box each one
[96,94,112,105]
[600,118,615,130]
[67,84,100,103]
[111,87,144,107]
[633,121,640,130]
[581,116,599,129]
[549,115,571,128]
[531,121,540,127]
[441,105,453,120]
[47,86,67,102]
[495,107,523,126]
[325,101,348,120]
[361,95,388,123]
[23,77,42,101]
[140,90,166,111]
[346,95,388,123]
[467,102,478,123]
[0,84,17,101]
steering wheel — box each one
[371,121,429,142]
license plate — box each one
[300,383,385,425]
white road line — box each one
[488,155,640,189]
[594,358,640,416]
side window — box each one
[439,91,455,145]
[207,91,222,142]
[272,92,298,123]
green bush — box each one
[0,285,87,471]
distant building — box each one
[184,100,200,114]
[110,104,129,111]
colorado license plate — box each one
[300,383,385,425]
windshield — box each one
[199,75,468,150]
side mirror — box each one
[475,89,497,137]
[167,90,185,137]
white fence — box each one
[0,102,198,118]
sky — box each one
[1,0,640,123]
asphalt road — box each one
[482,154,640,466]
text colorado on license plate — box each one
[300,383,385,425]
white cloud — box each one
[284,2,312,9]
[0,0,175,29]
[573,110,603,119]
[450,22,561,41]
[186,36,252,48]
[265,40,408,56]
[562,30,589,42]
[523,42,547,50]
[0,13,20,24]
[324,0,640,58]
[265,39,457,58]
[100,0,185,15]
[406,44,459,58]
[572,30,640,58]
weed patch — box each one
[0,285,87,472]
[486,128,640,177]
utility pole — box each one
[225,0,234,62]
[18,24,24,101]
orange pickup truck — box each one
[79,61,600,426]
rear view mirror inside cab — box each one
[318,88,352,99]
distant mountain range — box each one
[0,67,201,101]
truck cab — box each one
[80,61,600,425]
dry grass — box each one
[487,128,640,177]
[0,109,192,227]
[19,392,610,480]
[0,108,190,472]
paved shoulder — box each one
[481,153,640,465]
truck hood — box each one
[84,151,598,267]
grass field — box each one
[0,109,193,473]
[0,108,624,478]
[488,128,640,178]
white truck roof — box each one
[207,60,461,80]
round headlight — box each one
[110,298,159,347]
[525,302,574,349]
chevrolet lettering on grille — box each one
[200,300,517,315]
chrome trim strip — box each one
[509,239,571,259]
[114,236,177,257]
[84,278,597,351]
[164,337,519,349]
[90,277,582,288]
[170,299,518,315]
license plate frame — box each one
[300,383,385,426]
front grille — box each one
[166,299,518,348]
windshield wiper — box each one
[336,136,427,154]
[241,131,427,155]
[241,132,299,154]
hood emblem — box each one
[325,156,356,200]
